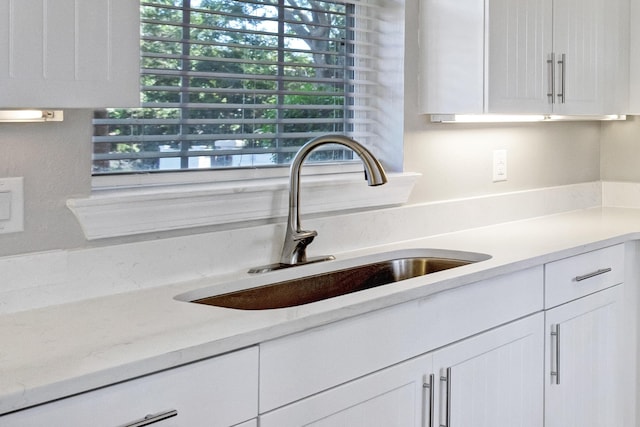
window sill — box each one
[68,172,420,240]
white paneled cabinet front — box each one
[432,313,544,427]
[485,0,553,113]
[551,0,628,114]
[544,285,622,427]
[0,0,140,108]
[260,353,430,427]
[260,314,544,427]
[543,244,625,427]
[0,347,259,427]
[420,0,628,115]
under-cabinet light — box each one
[431,114,626,123]
[0,110,64,123]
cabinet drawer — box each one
[259,267,543,412]
[545,244,624,308]
[1,347,258,427]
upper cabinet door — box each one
[552,0,629,115]
[419,0,485,114]
[551,0,602,114]
[0,0,140,108]
[486,0,553,113]
[553,0,629,114]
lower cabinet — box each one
[0,347,259,427]
[432,313,544,427]
[260,313,544,427]
[544,285,622,427]
[0,245,631,427]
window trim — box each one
[74,172,419,240]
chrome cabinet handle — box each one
[550,324,561,385]
[557,54,566,103]
[122,410,178,427]
[575,267,612,282]
[439,368,451,427]
[547,53,556,102]
[423,374,435,427]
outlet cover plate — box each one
[0,177,24,234]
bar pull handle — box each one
[557,53,566,103]
[550,324,561,385]
[547,53,556,103]
[439,368,451,427]
[423,374,435,427]
[123,410,178,427]
[575,267,612,282]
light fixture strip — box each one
[431,114,626,123]
[0,110,64,123]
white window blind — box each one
[92,0,382,175]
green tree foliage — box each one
[95,0,350,173]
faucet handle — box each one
[293,229,317,242]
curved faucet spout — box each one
[281,134,387,266]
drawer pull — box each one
[575,267,612,282]
[123,410,178,427]
[440,368,452,427]
[423,373,435,427]
[550,324,561,385]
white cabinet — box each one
[260,353,429,427]
[260,314,544,427]
[544,286,622,427]
[627,0,640,112]
[543,244,625,427]
[259,267,543,412]
[550,0,628,114]
[432,313,544,427]
[0,0,140,108]
[485,0,553,113]
[0,347,259,427]
[420,0,629,115]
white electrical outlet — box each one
[0,177,24,234]
[493,149,507,182]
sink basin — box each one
[184,250,490,310]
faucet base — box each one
[248,255,336,274]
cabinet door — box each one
[487,0,553,113]
[545,285,622,427]
[551,0,627,114]
[419,0,485,114]
[432,313,544,427]
[0,0,139,108]
[259,353,431,427]
[551,0,602,114]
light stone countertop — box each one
[1,206,638,415]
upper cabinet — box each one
[628,0,640,112]
[0,0,140,108]
[419,0,629,115]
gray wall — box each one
[0,110,91,257]
[601,116,640,181]
[0,112,605,259]
[404,120,601,204]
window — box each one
[92,0,387,175]
[74,0,406,239]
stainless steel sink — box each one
[183,250,490,310]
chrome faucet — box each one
[249,134,387,273]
